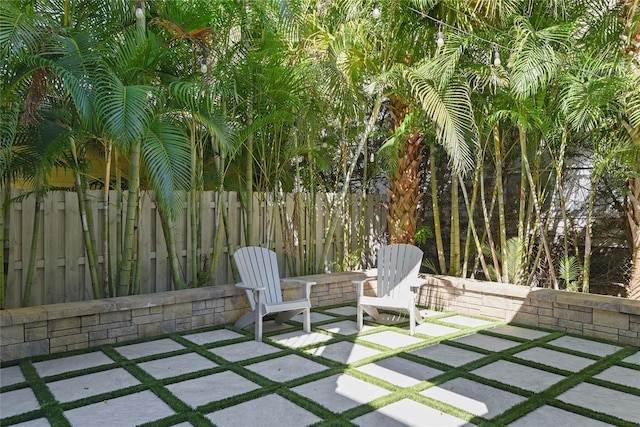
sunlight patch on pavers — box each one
[452,334,521,352]
[0,387,40,419]
[358,331,423,349]
[546,336,622,357]
[439,315,494,328]
[489,325,550,340]
[306,341,381,365]
[421,377,526,419]
[324,306,357,316]
[557,382,640,424]
[291,373,391,413]
[182,329,244,345]
[0,365,25,387]
[623,352,640,365]
[11,418,51,427]
[206,394,321,427]
[471,361,564,393]
[166,371,260,408]
[46,368,140,403]
[291,312,335,323]
[245,354,328,382]
[509,405,616,427]
[513,347,596,372]
[356,356,443,387]
[63,390,174,427]
[269,330,333,348]
[209,340,281,362]
[33,352,113,377]
[137,352,218,379]
[261,320,294,333]
[413,323,461,337]
[594,365,640,389]
[420,309,443,318]
[317,320,374,335]
[410,343,485,367]
[352,398,473,427]
[115,338,184,359]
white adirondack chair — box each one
[354,244,425,335]
[233,246,314,342]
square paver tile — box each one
[33,352,113,377]
[421,377,526,419]
[10,418,51,427]
[317,320,374,335]
[115,338,184,359]
[594,365,640,389]
[306,341,381,365]
[64,390,174,427]
[138,352,218,379]
[46,368,140,403]
[352,398,474,426]
[324,306,357,316]
[0,365,25,387]
[490,325,550,340]
[206,393,321,427]
[291,312,335,323]
[452,334,521,352]
[166,371,260,408]
[623,352,640,365]
[509,404,616,427]
[182,329,244,345]
[419,309,443,318]
[513,347,596,372]
[547,336,622,357]
[557,383,640,424]
[270,330,333,348]
[472,361,564,392]
[356,357,443,387]
[209,340,281,362]
[245,354,328,382]
[0,387,40,419]
[358,331,424,349]
[292,373,391,413]
[410,343,485,367]
[414,323,461,337]
[439,315,495,328]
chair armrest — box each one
[352,277,375,296]
[410,277,427,291]
[281,279,316,299]
[236,283,266,292]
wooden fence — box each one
[4,190,389,308]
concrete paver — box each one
[291,312,335,323]
[269,330,333,348]
[137,352,218,379]
[489,325,550,340]
[358,331,424,349]
[471,361,565,392]
[181,329,244,345]
[209,340,281,362]
[421,377,527,419]
[0,365,25,387]
[557,383,640,424]
[324,306,357,316]
[439,315,494,328]
[114,338,184,359]
[245,354,328,382]
[546,336,622,357]
[0,387,40,419]
[10,418,51,427]
[46,368,140,403]
[413,323,461,337]
[410,343,485,367]
[623,352,640,365]
[356,356,444,387]
[206,393,321,427]
[291,373,391,413]
[594,365,640,389]
[317,320,374,335]
[508,405,616,426]
[513,347,597,372]
[452,333,521,352]
[32,352,113,377]
[306,341,381,365]
[166,370,260,407]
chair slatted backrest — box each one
[376,244,423,300]
[233,247,283,310]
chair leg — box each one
[303,308,311,333]
[357,304,363,330]
[234,312,255,330]
[255,294,264,342]
[409,304,416,336]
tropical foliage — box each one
[1,0,639,308]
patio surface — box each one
[1,304,639,426]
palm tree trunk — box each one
[22,194,42,307]
[102,141,113,297]
[493,126,508,282]
[118,139,141,296]
[627,178,640,300]
[157,199,187,290]
[449,173,461,276]
[430,144,447,274]
[0,178,9,309]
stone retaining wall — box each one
[0,272,365,362]
[418,275,640,346]
[2,272,639,362]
